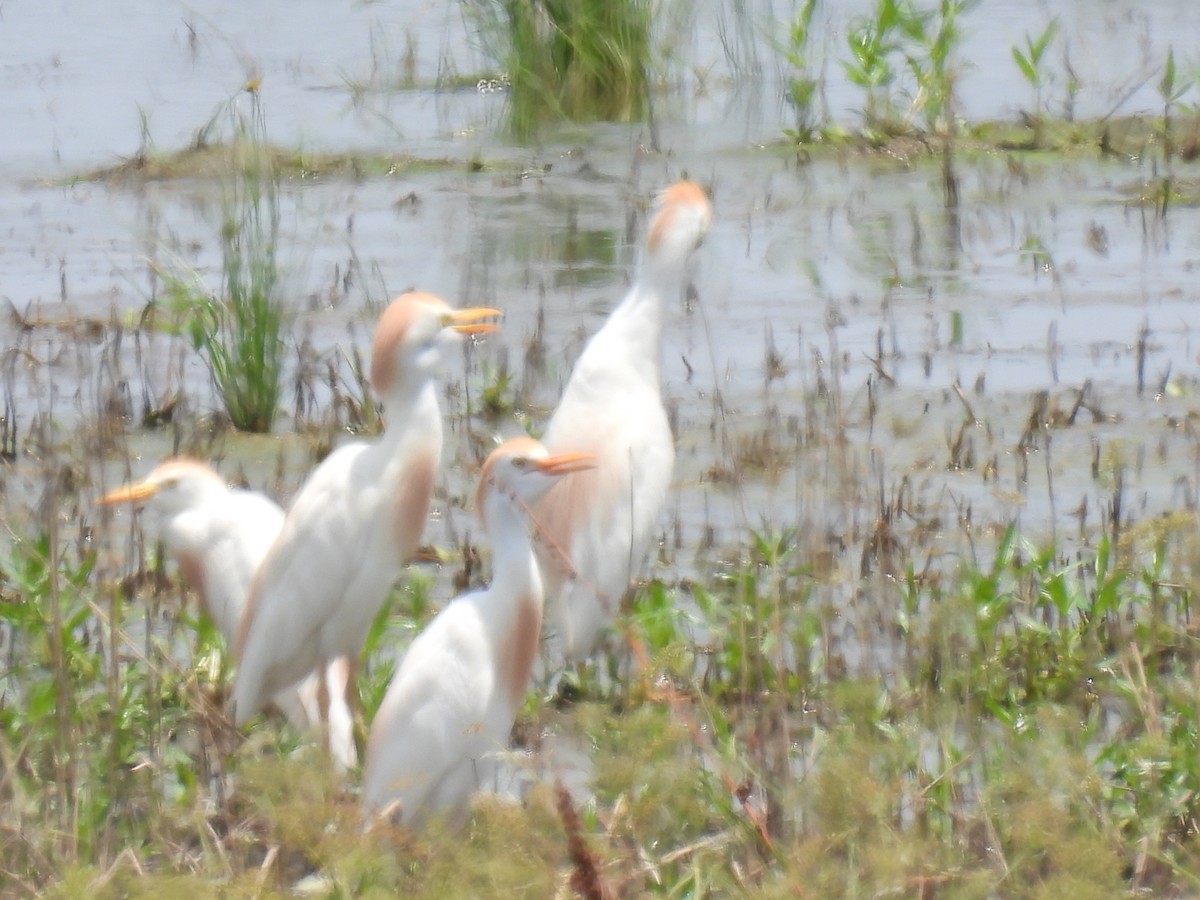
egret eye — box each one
[512,457,531,470]
[419,323,447,351]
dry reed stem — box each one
[555,779,611,900]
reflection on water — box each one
[475,218,620,291]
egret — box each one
[232,292,500,728]
[101,459,357,769]
[534,180,712,661]
[361,436,594,827]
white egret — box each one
[232,292,500,728]
[361,436,594,827]
[101,459,357,769]
[535,180,712,660]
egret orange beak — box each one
[100,480,158,505]
[447,307,502,335]
[535,452,596,477]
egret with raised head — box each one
[535,180,712,661]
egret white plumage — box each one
[232,292,500,727]
[101,459,357,769]
[534,180,712,661]
[361,436,594,827]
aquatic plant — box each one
[159,88,286,433]
[465,0,652,140]
[1011,18,1059,123]
[779,0,822,142]
[356,570,437,724]
[1158,46,1196,162]
[903,0,974,134]
[842,0,906,134]
[837,0,973,141]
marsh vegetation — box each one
[2,0,1200,896]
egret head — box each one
[475,436,595,528]
[370,292,501,399]
[644,180,712,268]
[101,458,227,516]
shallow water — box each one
[5,0,1195,176]
[2,1,1199,653]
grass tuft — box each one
[156,90,286,433]
[467,0,652,140]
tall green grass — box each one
[466,0,652,140]
[160,88,286,433]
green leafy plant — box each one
[4,500,1199,894]
[780,0,822,142]
[0,527,195,886]
[1012,18,1059,119]
[479,358,517,419]
[902,0,974,134]
[841,0,972,139]
[843,0,906,134]
[356,570,436,723]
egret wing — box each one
[362,596,496,824]
[233,442,376,722]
